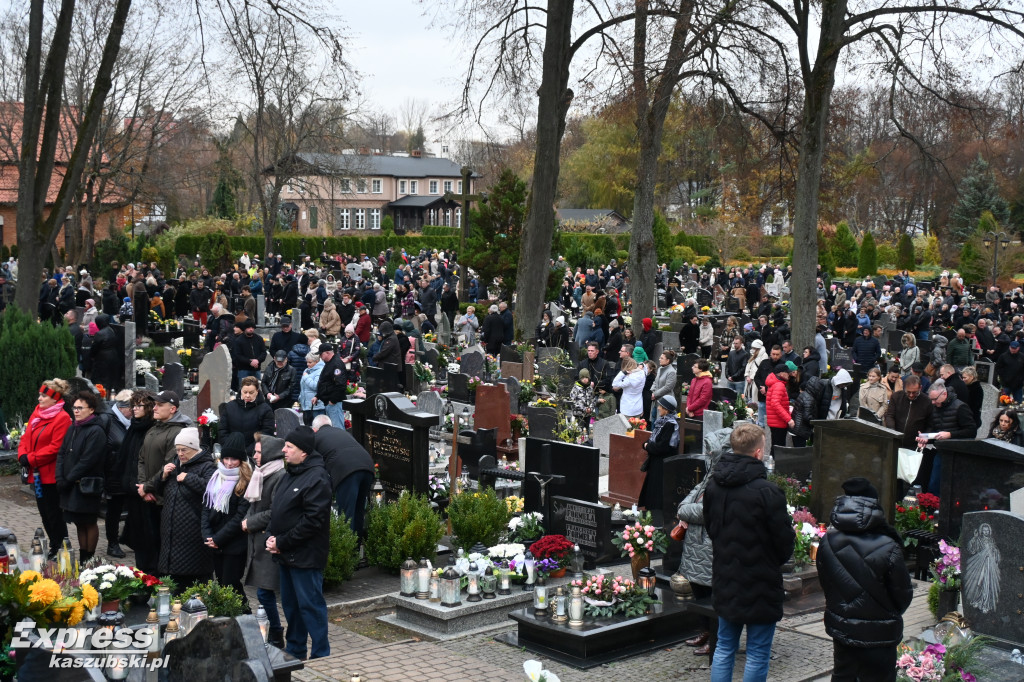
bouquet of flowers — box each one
[78,564,161,605]
[930,540,961,591]
[895,493,940,544]
[527,534,574,568]
[508,512,544,542]
[413,361,435,385]
[427,474,450,502]
[896,637,987,682]
[717,395,755,427]
[570,574,659,618]
[0,569,99,629]
[488,543,526,563]
[175,347,192,370]
[467,376,482,391]
[611,512,668,559]
[505,496,525,514]
[998,394,1017,406]
[533,398,557,408]
[510,414,529,436]
[134,358,152,374]
[626,417,647,433]
[198,408,220,442]
[792,514,825,567]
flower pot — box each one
[548,568,567,579]
[936,588,960,619]
[631,552,650,581]
[101,598,121,613]
[625,430,635,438]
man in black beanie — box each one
[817,477,914,682]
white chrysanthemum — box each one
[508,517,522,531]
[99,581,112,590]
[115,566,135,578]
[103,573,116,582]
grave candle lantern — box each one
[551,586,568,624]
[523,551,536,592]
[162,618,180,646]
[429,575,440,602]
[498,560,512,595]
[156,586,171,618]
[440,564,462,607]
[399,557,418,597]
[568,585,584,626]
[181,595,207,636]
[533,577,548,616]
[466,562,482,602]
[638,567,657,597]
[416,558,431,599]
[481,566,497,599]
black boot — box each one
[107,543,126,558]
[268,627,285,648]
[79,550,93,566]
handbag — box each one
[78,476,104,496]
[670,520,689,542]
[897,447,924,484]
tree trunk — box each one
[789,0,845,352]
[512,0,575,342]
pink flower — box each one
[897,654,915,668]
[646,541,654,550]
[645,529,653,537]
[622,530,630,540]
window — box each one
[335,208,350,230]
[356,179,367,193]
[429,180,439,194]
[355,209,366,229]
[456,207,461,229]
[442,209,450,227]
[340,178,351,193]
[371,208,381,229]
[410,180,418,194]
[399,180,407,194]
[442,145,449,154]
[443,180,453,193]
[371,179,382,193]
[457,180,463,193]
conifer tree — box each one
[897,234,915,271]
[831,222,859,267]
[950,156,1010,243]
[857,232,878,276]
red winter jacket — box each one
[765,373,792,428]
[354,311,372,343]
[687,373,713,417]
[18,403,72,485]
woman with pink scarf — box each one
[18,378,72,560]
[201,433,252,609]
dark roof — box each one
[556,208,626,223]
[291,152,478,179]
[388,195,453,208]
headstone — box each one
[568,340,580,362]
[255,294,265,326]
[346,262,363,281]
[274,408,301,439]
[975,360,993,384]
[365,362,400,397]
[501,376,521,415]
[831,346,854,371]
[1010,486,1024,516]
[536,346,563,366]
[959,510,1024,649]
[501,361,524,382]
[660,454,707,573]
[556,368,575,396]
[179,397,197,421]
[183,319,201,348]
[935,438,1024,540]
[448,373,471,403]
[122,321,136,392]
[811,418,903,525]
[549,496,617,568]
[164,347,179,366]
[163,362,185,400]
[474,383,512,444]
[592,414,629,456]
[774,445,814,480]
[197,343,232,414]
[702,411,724,451]
[143,371,160,393]
[500,345,522,364]
[422,347,440,374]
[604,430,649,506]
[456,428,498,480]
[460,349,485,378]
[677,353,701,385]
[525,405,558,441]
[136,615,274,682]
[523,438,600,514]
[416,391,445,427]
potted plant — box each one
[178,579,246,618]
[611,512,668,580]
[625,417,647,436]
[77,564,161,612]
[527,534,575,578]
[508,511,544,544]
[448,487,512,551]
[928,539,962,619]
[365,493,444,572]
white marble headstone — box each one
[592,414,630,456]
[198,344,233,410]
[1011,487,1024,517]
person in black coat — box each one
[156,427,216,592]
[101,283,120,316]
[55,391,108,563]
[371,321,401,366]
[549,316,570,350]
[220,377,276,449]
[89,314,123,391]
[201,433,252,611]
[312,417,375,534]
[117,391,155,560]
[231,321,268,383]
[266,426,333,660]
[269,319,304,358]
[481,306,505,355]
[262,351,295,407]
[703,423,795,681]
[638,395,678,511]
[817,478,914,682]
[918,379,977,495]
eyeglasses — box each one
[72,406,88,411]
[905,391,921,399]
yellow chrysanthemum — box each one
[19,570,42,584]
[80,583,99,610]
[66,602,86,626]
[28,579,64,605]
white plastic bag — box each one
[897,447,923,484]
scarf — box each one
[203,462,239,513]
[244,459,285,502]
[30,400,65,429]
[990,425,1018,443]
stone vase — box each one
[935,588,960,619]
[630,552,650,581]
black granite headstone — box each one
[460,350,485,378]
[678,354,701,385]
[456,428,498,480]
[448,373,471,403]
[550,496,617,568]
[959,510,1024,649]
[831,346,854,371]
[975,360,992,384]
[183,319,201,348]
[163,362,185,400]
[936,438,1024,541]
[365,362,401,396]
[523,437,599,514]
[500,344,522,364]
[525,405,558,441]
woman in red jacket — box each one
[685,359,714,418]
[765,361,797,458]
[18,378,72,559]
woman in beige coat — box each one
[858,367,888,420]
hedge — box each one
[173,233,460,266]
[674,231,714,256]
[422,225,459,237]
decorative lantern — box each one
[107,653,129,680]
[163,618,180,645]
[523,551,536,591]
[6,533,19,568]
[462,405,473,432]
[145,610,160,659]
[399,557,418,597]
[809,539,820,562]
[170,600,182,626]
[156,586,171,619]
[416,558,431,599]
[181,595,207,635]
[533,577,548,617]
[440,564,462,608]
[29,538,44,573]
[34,527,48,560]
[568,585,584,627]
[572,544,584,582]
[466,561,482,602]
[256,605,269,644]
[429,575,440,602]
[551,586,568,624]
[481,566,497,599]
[498,560,512,595]
[669,573,694,602]
[638,567,657,597]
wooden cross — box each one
[442,166,485,301]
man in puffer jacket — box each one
[817,477,914,682]
[703,423,795,682]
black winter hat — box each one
[841,477,879,500]
[220,432,247,461]
[286,425,316,455]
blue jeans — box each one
[279,565,330,660]
[325,401,346,429]
[237,368,261,382]
[335,470,375,535]
[730,381,746,397]
[711,618,776,682]
[756,401,766,427]
[928,453,942,495]
[257,587,281,630]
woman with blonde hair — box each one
[858,367,888,420]
[18,378,72,559]
[613,357,648,418]
[899,333,919,373]
[304,328,321,356]
[202,432,253,610]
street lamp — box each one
[128,166,135,240]
[982,230,1012,287]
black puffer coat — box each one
[703,451,795,624]
[201,477,251,556]
[926,394,976,439]
[817,495,914,647]
[219,397,275,448]
[55,417,107,515]
[157,449,216,576]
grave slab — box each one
[936,438,1024,540]
[604,431,650,507]
[474,383,512,444]
[959,510,1024,649]
[549,496,617,568]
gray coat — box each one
[244,436,286,591]
[676,430,729,587]
[651,363,677,402]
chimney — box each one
[411,149,422,158]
